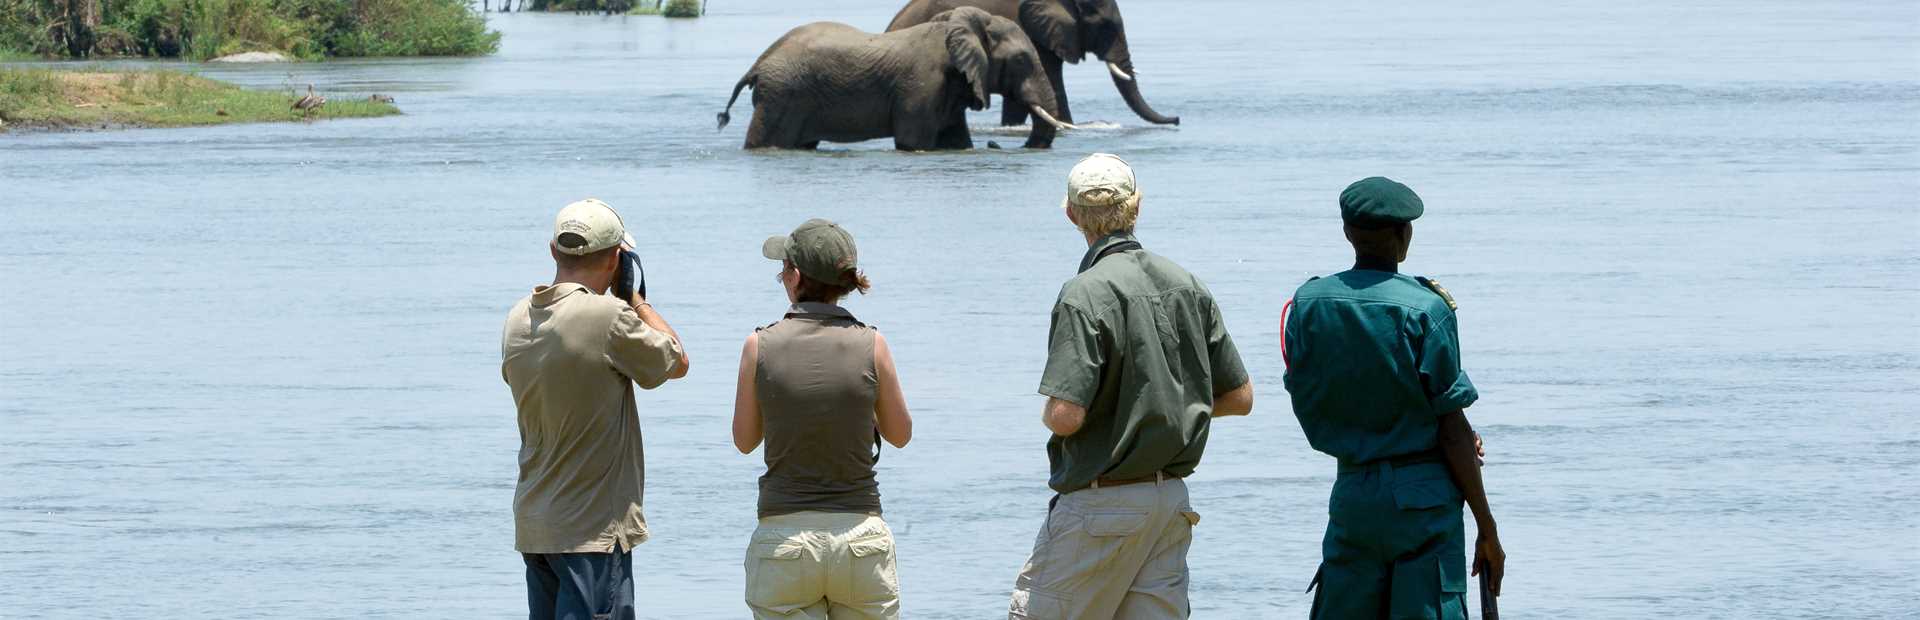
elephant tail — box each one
[718,73,754,131]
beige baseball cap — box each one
[552,198,636,255]
[1066,153,1136,208]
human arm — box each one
[1438,410,1503,596]
[630,292,689,380]
[1037,302,1103,436]
[606,297,685,390]
[1213,381,1253,417]
[1042,397,1086,436]
[730,333,762,454]
[872,332,913,448]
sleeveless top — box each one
[754,302,882,518]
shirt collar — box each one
[786,301,855,320]
[1351,256,1400,274]
[1078,231,1141,273]
[531,282,593,306]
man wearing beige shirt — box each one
[501,198,690,620]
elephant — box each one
[717,7,1073,150]
[886,0,1179,128]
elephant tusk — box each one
[1030,104,1077,131]
[1107,62,1134,82]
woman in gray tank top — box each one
[732,219,913,620]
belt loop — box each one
[1090,478,1102,490]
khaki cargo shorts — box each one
[1009,477,1201,620]
[745,511,900,620]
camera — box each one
[615,249,647,301]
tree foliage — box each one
[0,0,500,59]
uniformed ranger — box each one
[1008,154,1255,620]
[1282,177,1505,619]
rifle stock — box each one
[1477,559,1498,619]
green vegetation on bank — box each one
[0,0,499,61]
[0,68,398,131]
[660,0,702,17]
[523,0,700,16]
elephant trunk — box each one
[1102,32,1179,126]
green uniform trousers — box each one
[1309,461,1468,620]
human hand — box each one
[1472,531,1505,597]
[1475,432,1485,465]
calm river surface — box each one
[3,1,1917,617]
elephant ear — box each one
[943,22,990,111]
[1018,0,1081,62]
[930,6,992,44]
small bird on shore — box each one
[292,84,326,118]
[368,94,395,104]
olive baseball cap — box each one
[762,218,857,286]
[1339,177,1425,228]
[552,198,636,255]
[1066,153,1136,208]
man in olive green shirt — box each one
[1008,154,1255,620]
[501,198,690,620]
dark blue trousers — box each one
[523,547,635,620]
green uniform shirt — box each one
[1283,269,1477,465]
[1039,233,1250,494]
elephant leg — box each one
[934,118,972,150]
[1044,54,1072,124]
[744,106,778,149]
[892,118,939,151]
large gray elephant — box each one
[717,7,1072,150]
[887,0,1179,127]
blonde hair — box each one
[1066,189,1142,238]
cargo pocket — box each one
[1388,554,1468,619]
[1440,554,1468,594]
[1009,586,1072,619]
[744,532,811,613]
[1305,565,1325,619]
[846,528,900,601]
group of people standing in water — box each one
[500,153,1507,620]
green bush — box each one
[0,0,498,60]
[661,0,700,18]
[331,0,499,57]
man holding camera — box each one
[501,198,690,620]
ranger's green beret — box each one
[1340,177,1424,228]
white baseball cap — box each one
[552,198,636,256]
[1066,153,1136,208]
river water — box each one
[3,0,1917,617]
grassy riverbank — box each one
[0,0,499,61]
[0,68,397,131]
